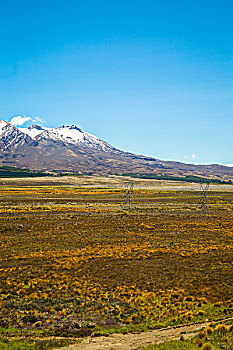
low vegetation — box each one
[0,182,232,348]
[142,321,233,349]
[0,336,73,350]
[0,166,49,178]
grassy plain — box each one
[0,176,232,348]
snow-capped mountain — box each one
[0,120,115,153]
[19,124,115,152]
[0,119,233,179]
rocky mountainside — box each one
[0,120,232,180]
[0,121,32,151]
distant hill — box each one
[0,120,232,181]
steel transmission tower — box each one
[123,181,135,211]
[200,182,210,216]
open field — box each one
[0,177,232,348]
[1,174,233,190]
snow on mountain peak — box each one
[0,120,31,150]
[18,123,114,152]
[0,120,8,136]
[45,125,85,143]
[19,125,47,138]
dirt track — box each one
[54,318,233,350]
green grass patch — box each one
[141,339,198,350]
[0,327,76,349]
[0,338,74,350]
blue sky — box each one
[0,0,232,165]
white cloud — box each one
[10,115,32,126]
[184,154,188,159]
[33,116,43,123]
[191,153,196,160]
[225,163,233,167]
[9,115,44,126]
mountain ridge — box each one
[0,120,232,180]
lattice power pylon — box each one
[200,182,210,216]
[123,181,135,211]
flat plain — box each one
[0,176,232,348]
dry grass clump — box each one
[194,321,233,350]
[201,343,213,350]
[198,330,207,340]
[205,326,213,335]
[195,338,203,347]
[215,323,228,334]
